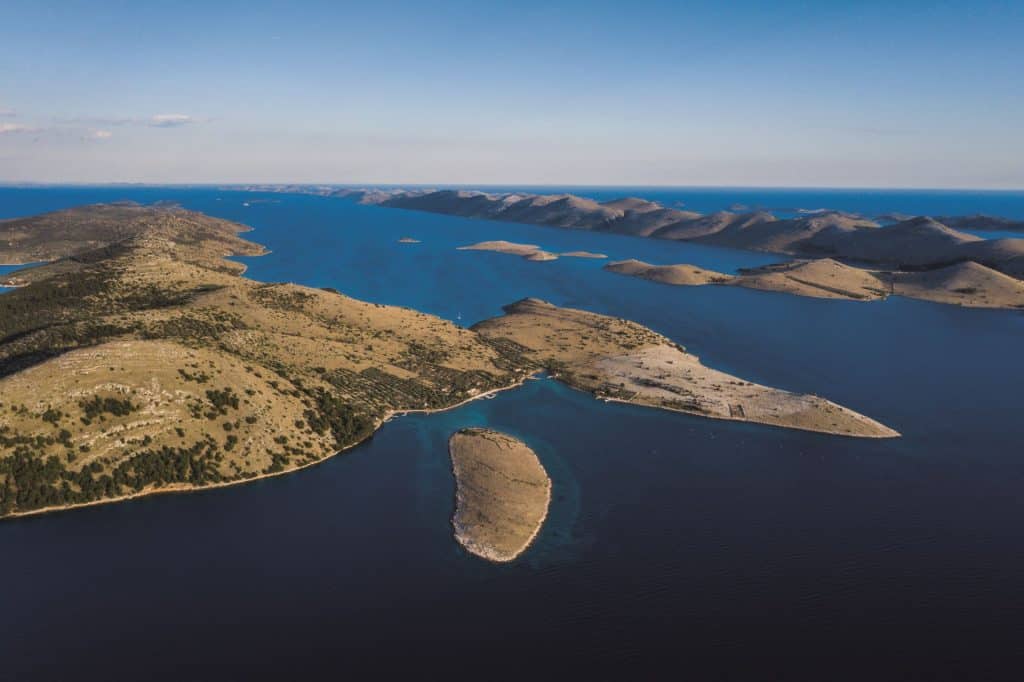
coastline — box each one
[546,372,901,439]
[1,259,41,289]
[2,374,535,522]
[598,394,901,439]
[450,471,552,564]
[1,204,539,523]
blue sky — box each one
[1,0,1022,188]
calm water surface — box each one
[1,187,1023,680]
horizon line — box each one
[1,181,1023,193]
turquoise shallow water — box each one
[1,187,1024,679]
[0,263,33,289]
[0,263,32,295]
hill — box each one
[604,256,1021,308]
[369,189,1024,280]
[0,203,265,270]
[733,259,889,300]
[894,261,1024,308]
[0,205,528,518]
[697,211,879,253]
[604,259,730,286]
[935,215,1024,232]
[803,216,979,266]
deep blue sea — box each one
[2,186,1024,680]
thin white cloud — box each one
[0,107,14,117]
[2,123,114,141]
[63,116,134,126]
[148,114,195,128]
[0,123,39,135]
[57,113,204,128]
[0,112,201,142]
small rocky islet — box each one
[448,428,551,562]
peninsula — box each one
[0,203,896,520]
[472,299,899,438]
[448,428,551,562]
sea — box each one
[1,185,1024,680]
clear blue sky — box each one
[1,0,1021,188]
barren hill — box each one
[604,256,1021,308]
[804,216,979,266]
[0,205,527,518]
[604,259,730,286]
[894,261,1024,308]
[374,189,1024,280]
[933,215,1024,232]
[733,259,889,300]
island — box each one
[560,251,607,259]
[456,238,606,260]
[373,190,1023,272]
[0,203,897,520]
[448,428,551,562]
[456,241,608,262]
[604,259,734,287]
[238,186,1024,285]
[604,258,1024,309]
[457,240,558,261]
